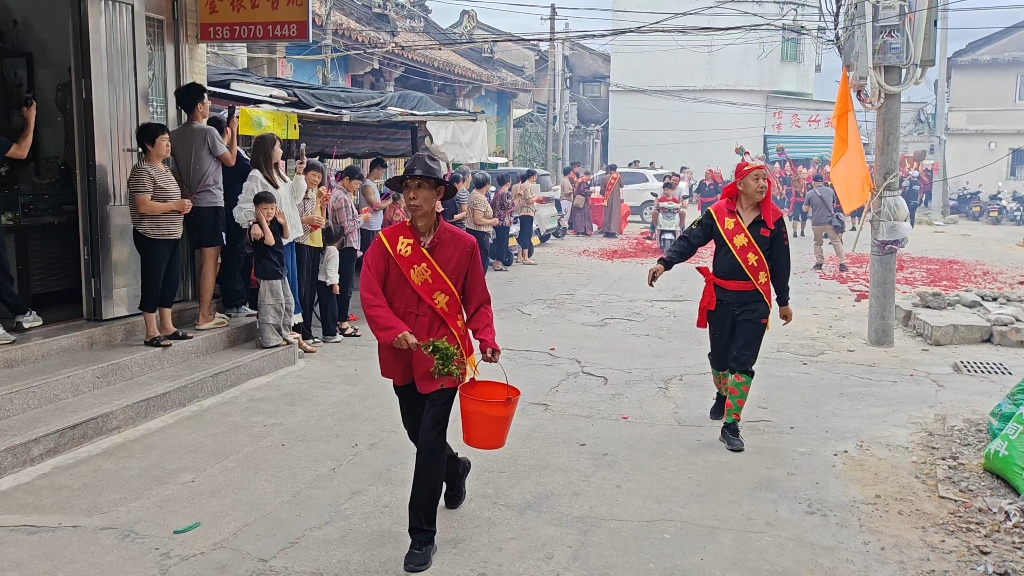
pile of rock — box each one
[895,289,1024,347]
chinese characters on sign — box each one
[199,0,310,42]
[767,109,835,135]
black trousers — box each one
[132,229,181,314]
[394,383,461,544]
[335,246,358,321]
[294,243,322,339]
[517,215,534,257]
[219,221,248,309]
[356,228,376,273]
[467,228,491,275]
[491,225,511,265]
[316,280,337,338]
[706,297,769,378]
[907,202,919,228]
[0,223,28,316]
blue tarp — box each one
[765,135,835,162]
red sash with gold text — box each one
[603,172,620,207]
[378,221,478,380]
[708,201,773,311]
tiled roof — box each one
[950,20,1024,64]
[317,0,533,90]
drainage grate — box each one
[956,360,1014,376]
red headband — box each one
[720,161,783,229]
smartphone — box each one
[299,143,307,160]
[23,91,34,108]
[226,105,236,121]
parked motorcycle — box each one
[651,191,683,254]
[1007,191,1024,226]
[988,186,1007,225]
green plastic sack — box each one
[989,379,1024,440]
[984,407,1024,495]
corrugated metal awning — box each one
[765,135,834,161]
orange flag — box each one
[830,68,873,215]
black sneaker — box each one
[850,225,857,232]
[800,231,806,237]
[709,393,726,421]
[839,264,849,272]
[444,456,471,510]
[812,263,823,271]
[720,422,745,452]
[404,541,437,573]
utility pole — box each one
[553,38,562,174]
[935,1,950,216]
[561,37,571,175]
[545,3,556,172]
[867,66,902,348]
[321,1,333,85]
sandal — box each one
[164,329,193,341]
[340,325,362,338]
[144,335,172,348]
[297,340,317,354]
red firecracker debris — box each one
[575,233,714,263]
[816,252,1022,295]
[621,415,629,420]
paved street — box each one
[2,220,1022,576]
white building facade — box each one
[609,0,821,172]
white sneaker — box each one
[14,310,42,330]
[0,326,15,345]
[321,335,343,344]
[224,305,257,318]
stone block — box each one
[991,326,1024,348]
[957,291,983,308]
[895,300,917,327]
[916,289,948,310]
[913,310,993,346]
[980,303,1024,322]
[990,315,1017,326]
[944,215,960,225]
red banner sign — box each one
[199,0,311,42]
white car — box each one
[593,169,684,224]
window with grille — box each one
[781,27,803,62]
[1017,75,1024,103]
[1010,149,1024,180]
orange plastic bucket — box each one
[459,368,520,450]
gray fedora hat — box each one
[384,153,458,201]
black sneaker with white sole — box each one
[720,422,745,452]
[404,541,437,573]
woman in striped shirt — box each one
[326,165,371,337]
[129,122,194,347]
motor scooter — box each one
[988,185,1006,225]
[534,191,567,243]
[968,187,985,221]
[651,191,683,254]
[1007,191,1024,226]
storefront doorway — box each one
[0,0,182,327]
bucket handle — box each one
[469,356,512,400]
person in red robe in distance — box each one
[359,152,500,573]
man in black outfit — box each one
[648,158,793,452]
[0,101,44,345]
[207,115,255,317]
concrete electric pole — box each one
[545,3,557,172]
[935,1,950,217]
[321,3,333,85]
[867,66,902,348]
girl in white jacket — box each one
[233,133,313,353]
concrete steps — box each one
[0,308,298,478]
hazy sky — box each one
[427,0,1024,103]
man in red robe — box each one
[360,153,500,573]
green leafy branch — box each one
[421,338,466,385]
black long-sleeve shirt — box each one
[657,207,792,307]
